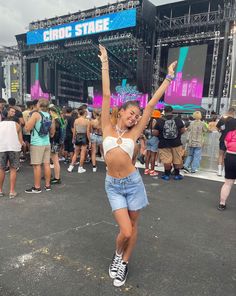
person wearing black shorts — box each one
[218,119,236,210]
[216,108,235,176]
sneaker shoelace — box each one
[116,263,127,280]
[111,255,121,271]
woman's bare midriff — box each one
[105,148,136,178]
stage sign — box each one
[27,9,136,45]
[10,65,19,98]
[165,44,207,111]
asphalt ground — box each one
[0,161,235,296]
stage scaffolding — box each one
[152,0,236,114]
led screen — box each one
[27,9,136,45]
[165,44,207,111]
[30,62,49,99]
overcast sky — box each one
[0,0,181,46]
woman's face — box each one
[120,106,141,127]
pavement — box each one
[0,161,235,296]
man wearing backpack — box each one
[24,99,55,193]
[154,106,185,180]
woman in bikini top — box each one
[98,44,176,287]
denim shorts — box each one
[146,136,159,152]
[90,133,103,145]
[105,170,149,212]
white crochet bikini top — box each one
[103,127,134,159]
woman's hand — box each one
[98,44,108,63]
[168,61,177,76]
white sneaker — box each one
[67,165,74,172]
[50,164,54,169]
[92,167,97,172]
[78,167,86,174]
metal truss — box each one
[222,34,234,99]
[158,11,223,32]
[29,1,141,30]
[208,31,221,108]
[152,39,161,94]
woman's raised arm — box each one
[98,45,112,131]
[134,61,177,136]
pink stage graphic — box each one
[30,80,49,100]
[165,72,203,106]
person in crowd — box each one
[216,107,235,176]
[31,99,39,113]
[63,107,74,163]
[183,111,208,173]
[0,98,7,121]
[144,118,159,176]
[22,101,34,161]
[24,99,55,193]
[49,106,62,184]
[154,105,185,181]
[0,107,23,198]
[208,114,218,132]
[99,44,176,287]
[6,98,24,126]
[67,108,90,173]
[136,134,146,165]
[89,110,103,172]
[218,118,236,210]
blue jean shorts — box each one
[90,133,103,145]
[146,136,159,152]
[105,170,149,212]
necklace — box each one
[115,125,127,134]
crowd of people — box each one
[0,46,236,286]
[0,96,235,200]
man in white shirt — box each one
[0,107,23,198]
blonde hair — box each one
[38,99,49,111]
[193,111,202,120]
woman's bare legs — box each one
[91,143,97,167]
[220,179,235,205]
[113,208,140,262]
[71,146,80,166]
[79,145,87,168]
[51,153,60,179]
[150,151,157,171]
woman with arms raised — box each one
[99,44,176,287]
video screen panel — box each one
[30,62,49,100]
[165,44,207,109]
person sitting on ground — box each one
[218,118,236,210]
[24,99,55,193]
[154,105,185,181]
[0,107,23,198]
[183,111,208,173]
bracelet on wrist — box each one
[165,78,172,83]
[166,74,175,81]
